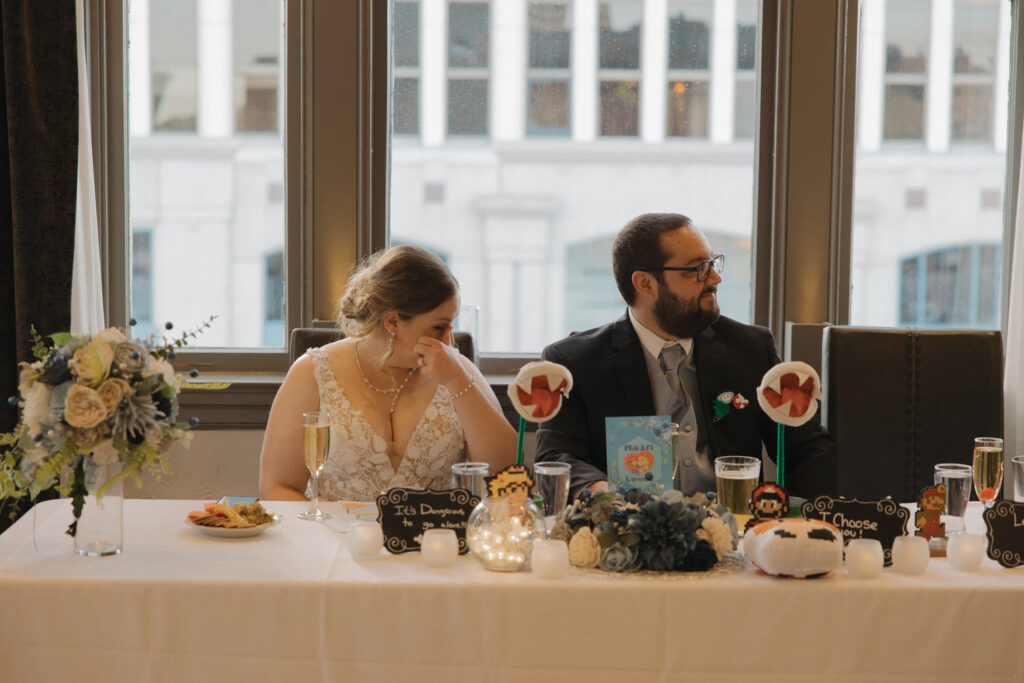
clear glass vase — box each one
[74,458,124,557]
[466,496,545,571]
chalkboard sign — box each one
[801,496,909,566]
[983,500,1024,568]
[377,488,480,555]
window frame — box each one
[87,0,1024,428]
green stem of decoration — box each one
[776,422,785,489]
[516,416,526,466]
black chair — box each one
[821,327,1003,502]
[289,327,477,365]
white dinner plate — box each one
[186,514,281,538]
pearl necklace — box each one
[354,342,417,415]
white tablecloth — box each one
[0,499,1022,682]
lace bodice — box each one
[306,347,466,501]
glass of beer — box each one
[972,436,1003,509]
[714,455,761,523]
[299,410,331,520]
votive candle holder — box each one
[348,520,384,560]
[421,528,459,567]
[845,538,884,578]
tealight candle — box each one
[347,520,383,560]
[947,533,986,571]
[891,535,929,575]
[421,528,459,567]
[844,538,884,578]
[531,539,569,579]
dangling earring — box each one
[384,330,395,361]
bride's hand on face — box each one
[414,328,469,388]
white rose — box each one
[23,445,49,466]
[146,356,180,389]
[93,327,128,346]
[567,527,602,569]
[70,339,114,387]
[64,385,109,429]
[22,382,53,435]
[91,440,120,465]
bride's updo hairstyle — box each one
[338,245,458,338]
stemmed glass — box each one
[971,436,1004,509]
[299,410,331,520]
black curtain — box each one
[0,1,79,531]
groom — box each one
[535,213,836,500]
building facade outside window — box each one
[106,1,1018,367]
[852,0,1009,329]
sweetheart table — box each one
[0,499,1022,682]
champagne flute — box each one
[971,436,1003,509]
[299,410,331,520]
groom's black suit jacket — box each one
[535,313,836,499]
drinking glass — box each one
[971,436,1003,509]
[451,462,489,498]
[533,462,571,516]
[934,463,971,534]
[299,410,331,520]
[714,455,760,519]
[1013,455,1024,503]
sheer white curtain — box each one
[70,0,105,335]
[1005,123,1024,480]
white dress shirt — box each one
[627,309,716,495]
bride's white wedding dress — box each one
[305,347,466,501]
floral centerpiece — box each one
[0,318,221,537]
[549,488,740,572]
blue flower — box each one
[598,543,637,572]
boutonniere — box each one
[712,391,749,421]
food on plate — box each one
[188,501,274,528]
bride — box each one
[259,245,516,501]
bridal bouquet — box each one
[0,318,221,536]
[549,488,740,573]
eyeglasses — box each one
[642,254,725,282]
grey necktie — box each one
[658,343,689,414]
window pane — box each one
[666,80,708,137]
[976,244,999,325]
[448,79,488,135]
[263,250,284,346]
[449,3,489,68]
[883,84,925,139]
[953,2,997,75]
[394,1,420,67]
[851,0,1006,330]
[951,83,993,142]
[150,0,197,132]
[529,3,570,68]
[528,80,569,134]
[736,0,757,71]
[233,0,280,134]
[129,0,285,348]
[393,78,420,134]
[390,1,758,353]
[599,2,642,70]
[898,256,919,324]
[600,80,639,136]
[734,78,756,139]
[885,1,929,74]
[668,1,711,70]
[131,230,155,338]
